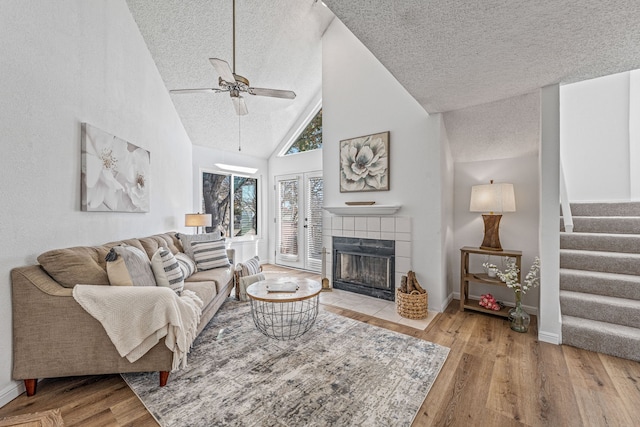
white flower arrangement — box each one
[496,256,540,295]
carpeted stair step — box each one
[561,216,640,234]
[560,290,640,328]
[560,249,640,276]
[560,232,640,253]
[568,201,640,217]
[562,315,640,362]
[560,268,640,300]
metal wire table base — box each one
[249,296,319,340]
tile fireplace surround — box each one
[322,215,412,296]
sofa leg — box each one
[24,379,37,396]
[159,371,169,387]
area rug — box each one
[123,300,449,427]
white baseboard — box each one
[538,330,561,345]
[0,380,24,407]
[439,292,454,312]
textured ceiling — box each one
[128,1,640,158]
[126,0,334,158]
[323,0,640,113]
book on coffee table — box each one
[266,282,299,293]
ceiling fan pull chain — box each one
[238,115,242,152]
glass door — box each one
[276,172,323,271]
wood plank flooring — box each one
[1,265,639,426]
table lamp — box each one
[185,213,212,234]
[469,180,516,251]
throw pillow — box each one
[190,240,231,271]
[176,232,222,261]
[175,252,196,278]
[238,256,261,277]
[238,272,266,302]
[151,247,184,294]
[105,245,156,287]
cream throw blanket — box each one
[73,285,203,371]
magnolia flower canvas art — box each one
[81,123,150,212]
[339,131,390,192]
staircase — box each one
[560,202,640,362]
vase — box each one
[509,292,530,333]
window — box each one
[202,171,257,238]
[285,109,322,155]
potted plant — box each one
[482,262,499,278]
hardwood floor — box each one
[1,265,638,426]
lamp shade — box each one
[470,183,516,213]
[185,213,212,228]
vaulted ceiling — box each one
[128,0,640,158]
[126,0,334,158]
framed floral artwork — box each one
[81,123,150,212]
[339,131,389,192]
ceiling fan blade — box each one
[169,88,223,94]
[209,58,236,83]
[248,87,296,99]
[231,96,248,116]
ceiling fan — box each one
[169,0,296,115]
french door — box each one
[276,171,323,271]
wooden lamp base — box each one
[480,214,504,251]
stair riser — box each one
[561,217,640,234]
[560,233,640,254]
[568,202,640,217]
[560,252,640,276]
[562,321,640,362]
[560,297,640,328]
[560,271,640,300]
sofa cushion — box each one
[176,232,222,261]
[151,248,184,293]
[175,252,196,279]
[37,246,113,287]
[139,233,182,259]
[191,240,231,271]
[105,245,157,287]
[186,266,233,294]
[182,280,217,306]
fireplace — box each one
[332,236,395,301]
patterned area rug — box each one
[123,300,449,427]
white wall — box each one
[453,156,540,311]
[323,18,453,311]
[0,0,193,405]
[539,85,562,344]
[630,70,640,200]
[560,72,631,202]
[191,145,270,264]
[444,92,541,311]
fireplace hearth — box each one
[332,236,395,301]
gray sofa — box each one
[11,232,234,396]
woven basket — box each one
[396,289,428,319]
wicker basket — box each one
[396,289,428,319]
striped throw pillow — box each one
[151,247,184,294]
[191,240,231,271]
[238,256,261,277]
[175,252,196,278]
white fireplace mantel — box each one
[322,205,401,216]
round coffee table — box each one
[246,278,321,340]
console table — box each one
[459,246,522,318]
